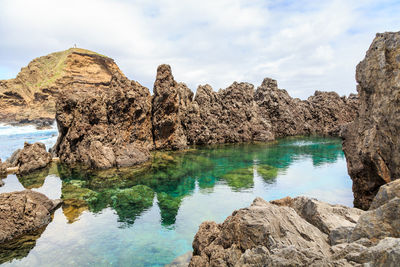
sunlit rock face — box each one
[342,31,400,210]
[53,52,153,169]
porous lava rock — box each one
[0,190,61,244]
[152,64,193,150]
[53,52,153,169]
[9,142,52,175]
[342,31,400,210]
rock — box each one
[53,52,153,169]
[152,64,193,150]
[189,197,332,266]
[370,179,400,209]
[0,159,6,177]
[255,78,358,137]
[0,190,61,243]
[9,142,52,175]
[0,48,115,126]
[272,196,363,235]
[166,251,192,267]
[329,226,354,246]
[184,82,274,145]
[342,31,400,210]
[350,197,400,243]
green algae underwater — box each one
[0,136,352,266]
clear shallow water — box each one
[0,137,352,266]
[0,123,58,161]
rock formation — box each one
[184,82,274,145]
[6,142,52,175]
[255,78,358,137]
[342,31,400,210]
[0,48,358,169]
[152,64,193,150]
[189,179,400,266]
[0,190,61,244]
[53,52,153,169]
[0,48,115,125]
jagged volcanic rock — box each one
[255,78,358,137]
[53,52,153,169]
[342,31,400,210]
[152,64,193,150]
[7,142,52,175]
[184,82,274,145]
[0,190,61,244]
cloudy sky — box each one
[0,0,399,99]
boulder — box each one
[152,64,193,150]
[370,179,400,210]
[0,190,61,243]
[189,198,332,266]
[53,53,153,169]
[342,31,400,210]
[271,196,363,235]
[10,142,52,175]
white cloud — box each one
[0,0,399,98]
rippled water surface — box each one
[0,134,352,266]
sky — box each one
[0,0,399,99]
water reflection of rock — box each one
[0,227,46,264]
[14,137,344,229]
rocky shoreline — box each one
[0,31,398,267]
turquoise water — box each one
[0,136,352,266]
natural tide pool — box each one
[0,136,352,266]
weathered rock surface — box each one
[53,52,153,169]
[0,190,61,244]
[152,64,193,150]
[255,78,358,137]
[342,31,400,210]
[7,142,52,175]
[0,159,6,177]
[370,179,400,210]
[184,82,274,145]
[0,48,113,125]
[189,179,400,267]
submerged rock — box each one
[0,190,61,244]
[342,31,400,210]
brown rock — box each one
[342,31,400,210]
[255,78,358,137]
[0,48,115,125]
[53,54,153,169]
[10,142,52,175]
[152,64,193,150]
[0,159,6,177]
[0,190,61,243]
[185,82,274,145]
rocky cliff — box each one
[189,179,400,266]
[52,52,153,169]
[0,48,115,126]
[342,31,400,210]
